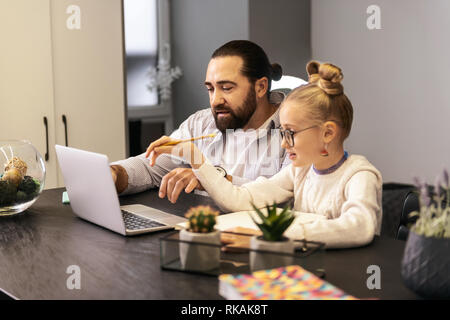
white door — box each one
[0,0,59,188]
[50,0,127,186]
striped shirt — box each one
[112,92,290,195]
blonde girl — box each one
[146,61,382,248]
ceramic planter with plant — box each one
[179,205,221,272]
[401,169,450,298]
[249,202,296,271]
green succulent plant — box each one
[250,202,295,242]
[411,170,450,238]
[185,205,219,233]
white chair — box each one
[271,75,307,95]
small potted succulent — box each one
[401,169,450,298]
[249,202,296,271]
[179,205,221,272]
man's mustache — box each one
[213,105,233,114]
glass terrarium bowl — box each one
[0,140,45,216]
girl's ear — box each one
[322,121,339,143]
[255,77,269,98]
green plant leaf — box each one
[270,208,289,231]
[249,202,295,241]
[251,203,272,228]
[271,215,295,239]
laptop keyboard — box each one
[121,210,166,230]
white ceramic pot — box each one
[250,236,295,271]
[179,229,221,272]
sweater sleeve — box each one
[110,111,201,195]
[285,170,382,249]
[193,162,295,212]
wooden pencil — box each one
[161,133,217,146]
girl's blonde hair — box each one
[285,61,353,140]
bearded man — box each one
[111,40,290,203]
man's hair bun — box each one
[271,63,283,81]
[306,60,343,96]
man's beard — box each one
[212,86,257,133]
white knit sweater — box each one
[193,155,383,249]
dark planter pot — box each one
[401,230,450,299]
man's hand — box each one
[111,167,117,184]
[159,168,204,203]
[110,165,128,194]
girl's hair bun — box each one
[271,63,283,81]
[306,60,343,96]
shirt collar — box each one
[259,90,285,131]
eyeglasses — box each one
[280,125,317,147]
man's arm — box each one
[110,108,212,195]
[110,153,189,195]
[110,164,128,194]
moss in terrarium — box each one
[16,190,28,203]
[18,176,39,195]
[33,178,41,191]
[0,180,17,206]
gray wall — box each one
[311,0,450,184]
[171,0,249,126]
[171,0,311,127]
[249,0,310,80]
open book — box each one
[176,208,325,232]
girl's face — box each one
[279,102,323,167]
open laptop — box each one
[55,145,187,236]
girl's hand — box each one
[145,136,206,169]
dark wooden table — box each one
[0,188,419,300]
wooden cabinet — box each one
[0,0,127,188]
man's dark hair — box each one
[211,40,282,93]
